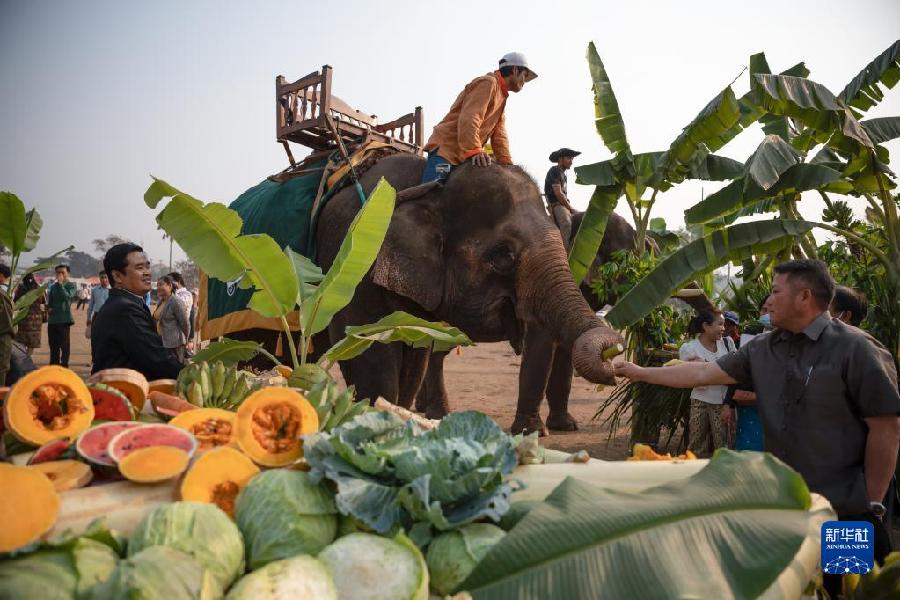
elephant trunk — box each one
[516,231,623,385]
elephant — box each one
[414,211,639,434]
[309,153,623,406]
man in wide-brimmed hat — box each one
[421,52,538,183]
[545,147,581,248]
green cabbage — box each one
[234,469,337,570]
[304,411,519,536]
[0,526,119,600]
[318,532,428,600]
[91,545,216,600]
[225,555,337,599]
[426,523,506,595]
[128,502,244,595]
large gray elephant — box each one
[414,212,639,434]
[311,153,623,405]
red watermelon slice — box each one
[89,383,137,421]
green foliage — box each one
[568,185,620,285]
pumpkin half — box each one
[180,446,260,517]
[0,463,60,552]
[169,408,236,451]
[148,379,178,395]
[3,366,95,446]
[119,446,190,483]
[27,459,93,492]
[235,388,318,467]
[87,368,149,412]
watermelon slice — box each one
[107,424,197,464]
[28,438,78,465]
[89,384,137,421]
[76,421,144,468]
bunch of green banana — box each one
[303,379,370,432]
[176,361,253,410]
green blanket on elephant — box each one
[202,159,326,338]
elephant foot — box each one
[424,403,450,420]
[510,413,549,437]
[546,412,579,432]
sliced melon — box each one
[180,446,259,517]
[148,379,178,395]
[27,459,93,492]
[235,388,318,467]
[169,409,236,451]
[76,421,145,468]
[87,369,149,413]
[119,446,190,483]
[89,383,137,421]
[107,424,197,464]
[0,463,60,552]
[4,366,95,446]
[28,437,77,465]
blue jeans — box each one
[421,152,452,184]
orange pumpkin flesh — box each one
[180,446,260,517]
[118,446,190,483]
[0,463,60,552]
[169,408,236,451]
[87,369,149,412]
[27,459,93,492]
[3,366,95,446]
[235,388,318,467]
[148,379,178,395]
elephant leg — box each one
[338,341,402,405]
[422,351,450,420]
[545,345,578,431]
[414,374,429,412]
[511,325,554,436]
[397,346,429,409]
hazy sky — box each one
[2,0,899,268]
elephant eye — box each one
[486,245,516,275]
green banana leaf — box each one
[23,209,42,253]
[12,283,48,327]
[752,74,873,151]
[685,164,850,225]
[462,450,833,600]
[861,116,900,145]
[286,247,324,303]
[322,311,473,364]
[660,86,741,184]
[0,191,27,256]
[840,38,900,116]
[576,151,743,188]
[605,219,817,327]
[189,338,279,367]
[745,134,803,190]
[568,185,622,285]
[586,42,633,169]
[144,178,298,319]
[300,178,396,336]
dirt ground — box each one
[38,305,637,460]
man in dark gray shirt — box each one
[615,260,900,566]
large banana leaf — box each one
[22,209,42,253]
[462,450,833,600]
[660,86,741,184]
[840,38,900,117]
[286,247,324,303]
[587,42,632,165]
[861,116,900,145]
[685,163,850,225]
[322,311,473,363]
[605,219,817,327]
[745,134,803,190]
[300,178,396,336]
[144,178,298,319]
[567,185,621,285]
[753,74,873,150]
[189,337,279,367]
[0,191,26,256]
[576,152,742,188]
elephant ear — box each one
[372,190,445,312]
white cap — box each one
[499,52,537,81]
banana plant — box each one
[569,45,806,284]
[144,177,471,373]
[0,192,72,335]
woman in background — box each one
[152,275,189,363]
[14,274,46,357]
[678,309,735,457]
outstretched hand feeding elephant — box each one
[414,211,640,434]
[314,153,623,406]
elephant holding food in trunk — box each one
[415,211,640,435]
[313,153,623,405]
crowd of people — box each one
[0,246,199,386]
